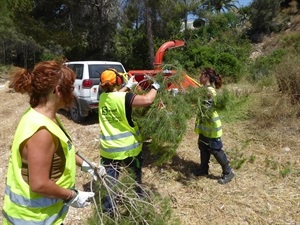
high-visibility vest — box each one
[99,92,142,160]
[194,86,222,138]
[2,107,76,225]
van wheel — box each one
[70,100,86,123]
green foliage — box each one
[248,154,256,163]
[215,52,242,82]
[182,43,244,80]
[249,0,283,34]
[211,34,252,62]
[194,12,240,42]
[132,70,204,164]
[215,87,251,122]
[185,44,217,71]
[193,18,206,27]
[201,0,239,13]
[130,67,250,164]
[265,158,293,177]
[279,162,292,177]
[248,49,286,81]
[115,32,149,70]
[168,13,252,82]
[226,142,249,170]
[214,88,235,111]
[281,32,300,53]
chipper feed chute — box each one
[127,40,201,90]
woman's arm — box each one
[24,128,72,200]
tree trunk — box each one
[24,45,28,68]
[146,0,154,68]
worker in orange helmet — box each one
[98,69,160,212]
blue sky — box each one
[238,0,252,7]
[187,0,252,20]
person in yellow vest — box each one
[194,67,235,184]
[2,60,96,225]
[98,69,160,212]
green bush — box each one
[248,49,286,81]
[215,52,242,82]
[281,33,300,53]
[197,12,240,41]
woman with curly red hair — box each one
[2,60,94,225]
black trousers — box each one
[101,152,143,211]
[198,134,231,175]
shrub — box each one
[281,32,300,53]
[275,52,300,103]
[215,52,242,82]
[248,49,286,81]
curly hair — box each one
[201,67,222,89]
[11,60,75,107]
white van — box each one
[65,61,126,122]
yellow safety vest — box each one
[2,107,76,225]
[194,86,222,138]
[99,92,142,160]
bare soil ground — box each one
[0,82,299,225]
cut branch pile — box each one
[88,167,173,225]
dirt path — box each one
[0,88,299,225]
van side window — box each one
[89,65,104,79]
[89,65,125,79]
[69,64,83,79]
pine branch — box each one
[131,67,208,164]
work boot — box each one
[217,171,235,184]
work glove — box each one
[65,189,95,208]
[81,161,106,181]
[202,99,213,109]
[151,81,161,90]
[145,75,160,90]
[125,76,138,90]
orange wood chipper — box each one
[127,40,201,91]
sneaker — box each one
[217,171,235,184]
[193,169,209,177]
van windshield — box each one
[89,65,125,79]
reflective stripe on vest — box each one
[2,205,68,225]
[100,130,140,141]
[2,107,75,225]
[99,92,142,160]
[100,141,141,153]
[5,185,60,207]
